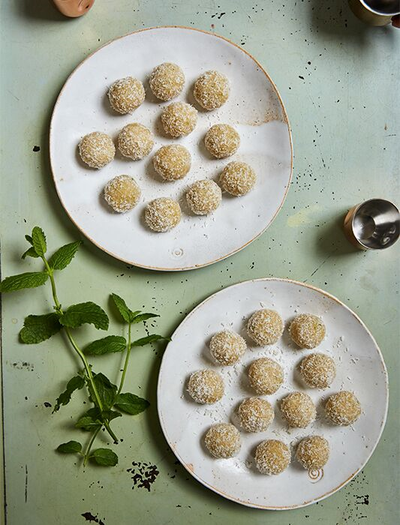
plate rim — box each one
[49,25,294,271]
[157,277,389,510]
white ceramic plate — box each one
[157,278,388,509]
[50,26,292,271]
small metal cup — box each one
[349,0,400,26]
[343,199,399,250]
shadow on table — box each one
[15,0,67,22]
[314,207,360,259]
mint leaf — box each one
[49,241,82,271]
[22,247,39,260]
[60,302,109,330]
[84,335,126,356]
[131,313,159,324]
[53,375,85,412]
[31,227,47,257]
[57,441,82,454]
[75,412,102,431]
[102,409,122,422]
[0,272,48,292]
[131,334,169,347]
[25,234,33,245]
[111,293,133,323]
[20,313,61,344]
[90,448,118,466]
[114,393,149,415]
[91,373,117,410]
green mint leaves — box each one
[0,271,48,292]
[48,241,82,271]
[114,393,149,415]
[31,227,47,257]
[57,441,82,454]
[89,448,118,467]
[84,335,127,356]
[53,375,85,412]
[0,227,170,469]
[60,302,109,330]
[20,313,62,344]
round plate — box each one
[50,26,292,271]
[157,278,388,509]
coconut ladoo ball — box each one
[103,175,141,213]
[255,440,290,475]
[325,391,361,426]
[144,198,181,233]
[107,77,145,114]
[187,369,224,404]
[219,161,256,197]
[204,124,240,159]
[280,392,316,428]
[299,353,336,389]
[296,436,330,470]
[186,179,222,215]
[117,123,154,160]
[149,62,185,101]
[247,309,284,346]
[238,397,274,433]
[153,145,191,181]
[193,70,230,111]
[204,423,241,459]
[248,357,284,395]
[78,132,115,169]
[209,330,247,366]
[161,102,198,137]
[290,314,326,349]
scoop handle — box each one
[52,0,95,18]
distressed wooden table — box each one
[1,1,399,524]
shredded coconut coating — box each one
[255,440,290,475]
[209,330,247,366]
[144,197,181,233]
[107,77,145,114]
[187,369,224,404]
[247,309,284,346]
[186,179,222,215]
[153,145,191,181]
[219,161,256,196]
[238,397,274,433]
[149,63,185,101]
[78,132,115,169]
[248,357,284,395]
[204,124,240,159]
[193,70,230,110]
[299,353,336,389]
[290,314,326,349]
[296,436,330,470]
[204,423,241,459]
[280,392,316,428]
[161,102,198,137]
[325,391,361,426]
[103,175,141,213]
[117,123,154,160]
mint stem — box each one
[83,427,101,466]
[43,257,118,444]
[117,322,132,396]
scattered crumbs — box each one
[32,146,40,152]
[81,512,105,525]
[44,402,52,408]
[127,461,159,491]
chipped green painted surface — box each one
[0,0,399,524]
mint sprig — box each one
[0,227,169,468]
